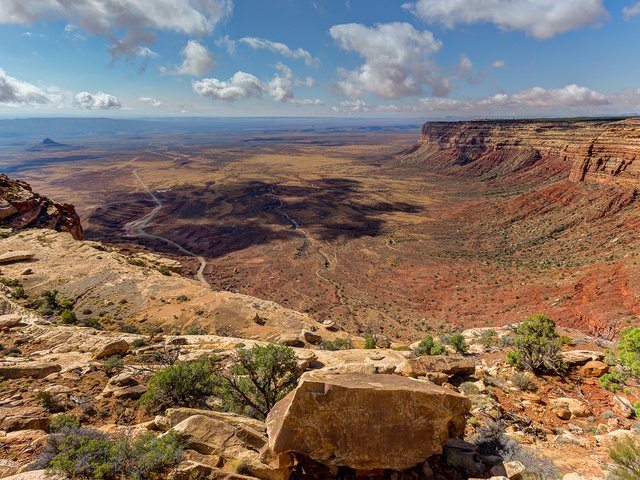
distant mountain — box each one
[27,137,84,152]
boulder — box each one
[396,355,476,378]
[550,398,591,419]
[490,461,526,479]
[580,360,609,377]
[613,395,636,418]
[277,334,302,347]
[165,408,266,434]
[0,314,22,329]
[1,416,49,433]
[560,350,604,366]
[93,339,129,359]
[263,372,471,471]
[0,362,61,379]
[301,329,322,344]
[0,251,35,264]
[170,414,288,480]
[1,471,60,480]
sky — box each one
[1,0,640,118]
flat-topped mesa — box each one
[0,174,83,239]
[406,118,640,188]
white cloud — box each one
[404,0,607,39]
[193,63,316,104]
[329,22,448,98]
[215,35,236,54]
[193,71,264,101]
[136,46,159,58]
[492,60,506,69]
[139,96,162,107]
[623,2,640,19]
[161,40,213,76]
[239,37,320,67]
[0,68,51,106]
[74,91,122,109]
[0,0,232,58]
[332,84,614,116]
[290,98,324,106]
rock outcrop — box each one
[263,372,471,471]
[0,174,83,239]
[403,118,640,188]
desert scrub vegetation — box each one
[363,334,376,349]
[448,333,468,354]
[140,344,300,420]
[473,420,560,480]
[600,326,640,393]
[475,328,499,350]
[507,314,566,375]
[609,435,640,480]
[413,335,447,357]
[511,372,537,392]
[318,337,353,351]
[32,426,183,480]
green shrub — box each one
[559,335,574,346]
[413,336,447,357]
[49,414,80,433]
[512,372,537,392]
[363,334,376,349]
[600,370,627,393]
[13,286,26,299]
[458,382,480,395]
[102,356,124,377]
[128,258,145,267]
[139,357,218,414]
[449,333,468,354]
[598,327,640,392]
[477,329,499,349]
[36,391,63,413]
[59,309,77,325]
[131,338,146,348]
[609,435,640,480]
[183,325,206,335]
[0,277,21,287]
[79,317,103,330]
[156,266,171,276]
[37,427,183,480]
[506,314,566,375]
[318,338,353,351]
[218,344,300,420]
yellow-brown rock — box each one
[263,372,471,471]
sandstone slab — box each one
[396,355,476,378]
[0,251,35,264]
[0,314,22,329]
[0,362,61,379]
[263,372,471,471]
[93,339,129,359]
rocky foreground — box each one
[0,229,638,479]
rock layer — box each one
[263,372,471,471]
[403,118,640,188]
[0,174,83,239]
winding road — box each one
[127,166,210,289]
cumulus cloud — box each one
[0,0,232,59]
[193,63,320,105]
[139,96,162,107]
[239,37,320,67]
[0,68,51,106]
[161,40,213,76]
[290,98,324,106]
[329,22,448,98]
[74,91,122,109]
[193,71,264,101]
[623,2,640,19]
[215,35,236,54]
[404,0,607,39]
[136,46,159,58]
[332,84,615,116]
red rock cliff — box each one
[404,118,640,188]
[0,174,83,239]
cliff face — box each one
[406,118,640,188]
[0,174,83,239]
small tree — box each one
[413,335,447,357]
[507,314,566,375]
[59,309,77,325]
[139,357,218,414]
[599,326,640,392]
[449,333,468,354]
[218,344,300,420]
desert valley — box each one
[2,1,640,479]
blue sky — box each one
[1,0,640,117]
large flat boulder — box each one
[395,355,476,378]
[263,372,471,471]
[0,362,61,379]
[0,251,35,264]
